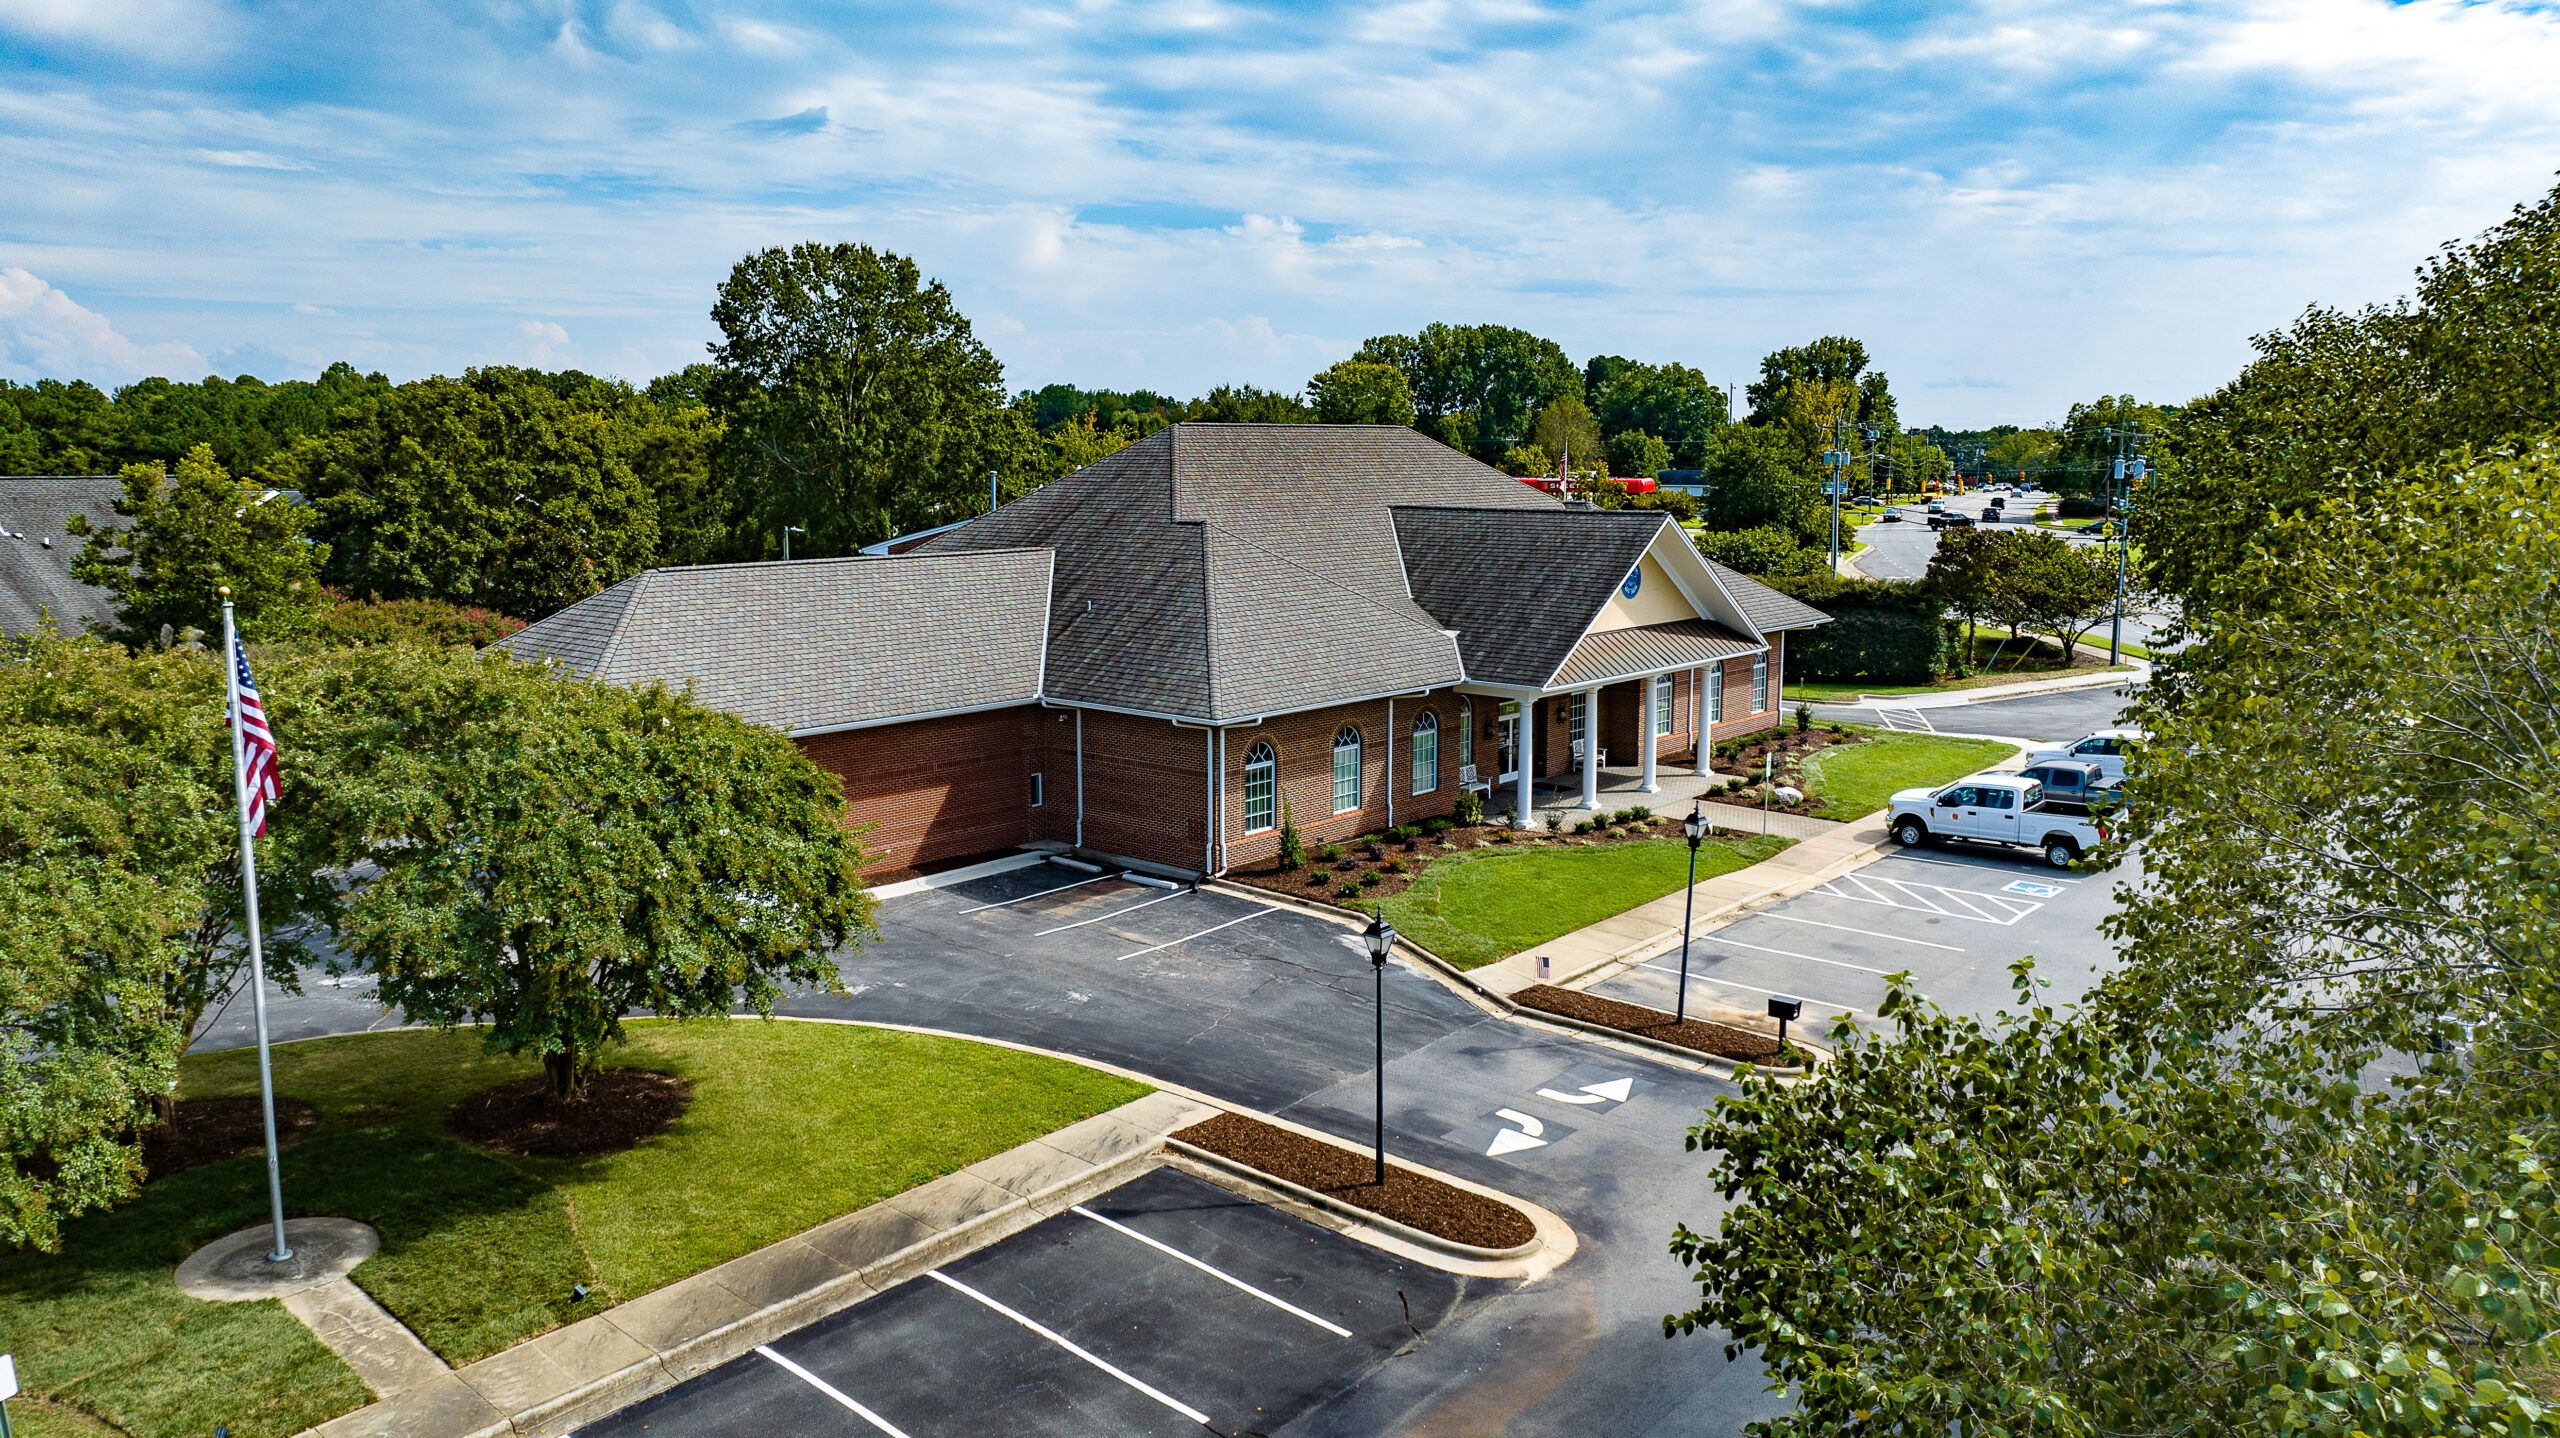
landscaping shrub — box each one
[1618,805,1653,824]
[1381,857,1405,874]
[1769,572,1966,684]
[1275,805,1304,869]
[1336,880,1361,897]
[1421,816,1453,835]
[1454,789,1485,825]
[2057,494,2107,519]
[1575,819,1598,835]
[1694,524,1832,576]
[1795,702,1813,734]
[1388,823,1420,844]
[1357,869,1383,888]
[1319,843,1345,863]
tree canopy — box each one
[1353,322,1580,460]
[1305,359,1417,426]
[709,242,1034,557]
[1588,360,1727,466]
[69,443,329,642]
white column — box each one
[1639,675,1661,794]
[1692,667,1710,775]
[1515,701,1536,827]
[1579,686,1600,810]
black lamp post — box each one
[1677,802,1709,1023]
[1363,908,1396,1187]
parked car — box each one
[2016,759,2123,813]
[1888,773,2107,868]
[2024,727,2147,782]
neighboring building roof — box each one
[0,477,122,637]
[496,550,1054,734]
[1390,505,1668,689]
[1549,619,1763,690]
[1707,561,1834,632]
[926,424,1553,721]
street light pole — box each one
[1362,909,1396,1188]
[1677,803,1708,1024]
[782,525,806,562]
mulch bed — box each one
[1176,1111,1536,1251]
[1704,725,1866,817]
[1512,984,1801,1066]
[143,1096,320,1178]
[448,1069,693,1159]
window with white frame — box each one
[1242,741,1277,833]
[1752,654,1770,711]
[1458,700,1474,771]
[1708,664,1724,725]
[1569,690,1590,744]
[1411,711,1439,794]
[1654,674,1675,737]
[1331,726,1362,812]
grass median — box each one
[0,1020,1148,1438]
[1802,729,2018,819]
[1380,832,1793,969]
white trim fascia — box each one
[1032,551,1054,697]
[786,694,1036,739]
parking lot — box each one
[582,1167,1479,1437]
[1589,841,2139,1028]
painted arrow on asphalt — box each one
[1535,1076,1636,1106]
[1486,1109,1548,1156]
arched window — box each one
[1241,741,1277,834]
[1331,725,1363,813]
[1411,711,1440,795]
[1458,699,1474,772]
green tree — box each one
[1496,442,1553,477]
[1606,429,1672,480]
[1743,336,1870,426]
[2156,180,2560,619]
[1984,426,2059,483]
[710,242,1035,556]
[302,594,526,649]
[1031,409,1138,484]
[2046,393,2171,498]
[274,369,715,617]
[1588,361,1727,465]
[1354,323,1579,459]
[1184,384,1310,424]
[1527,395,1607,473]
[1688,524,1827,576]
[1695,424,1823,540]
[288,645,878,1102]
[69,443,328,642]
[1305,359,1417,426]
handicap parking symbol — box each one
[2003,879,2063,897]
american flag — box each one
[231,635,279,837]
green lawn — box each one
[1382,833,1794,969]
[1801,731,2019,819]
[0,1021,1147,1438]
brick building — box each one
[502,425,1829,881]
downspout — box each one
[1386,696,1395,828]
[1215,728,1228,875]
[1074,709,1085,849]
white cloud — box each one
[512,319,573,365]
[0,0,224,56]
[0,266,208,383]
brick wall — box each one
[1220,689,1465,870]
[1072,709,1213,871]
[1021,709,1080,846]
[797,707,1032,881]
[1705,634,1784,744]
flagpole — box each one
[221,589,293,1263]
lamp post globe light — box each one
[1676,802,1709,1024]
[1363,908,1396,1187]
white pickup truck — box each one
[1887,772,2108,868]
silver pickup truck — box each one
[1887,772,2108,868]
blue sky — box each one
[3,0,2558,427]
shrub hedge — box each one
[1767,573,1966,684]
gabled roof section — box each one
[1391,506,1667,688]
[495,550,1053,734]
[925,424,1552,720]
[1704,559,1834,632]
[0,477,122,636]
[1550,619,1761,690]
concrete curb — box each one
[286,1023,1575,1438]
[1805,659,2149,712]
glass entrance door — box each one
[1496,701,1522,783]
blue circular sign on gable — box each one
[1621,568,1643,599]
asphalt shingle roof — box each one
[929,424,1551,720]
[1706,559,1834,632]
[1391,505,1672,688]
[0,477,122,637]
[1549,619,1763,690]
[496,549,1052,733]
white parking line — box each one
[1883,853,2083,885]
[1071,1205,1354,1337]
[1757,913,1967,952]
[756,1345,914,1437]
[1698,933,1903,977]
[1114,908,1275,961]
[1034,887,1187,936]
[926,1271,1213,1426]
[1812,873,2041,926]
[1636,962,1866,1015]
[957,873,1118,914]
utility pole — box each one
[782,525,805,562]
[2100,425,2147,665]
[1822,418,1850,569]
